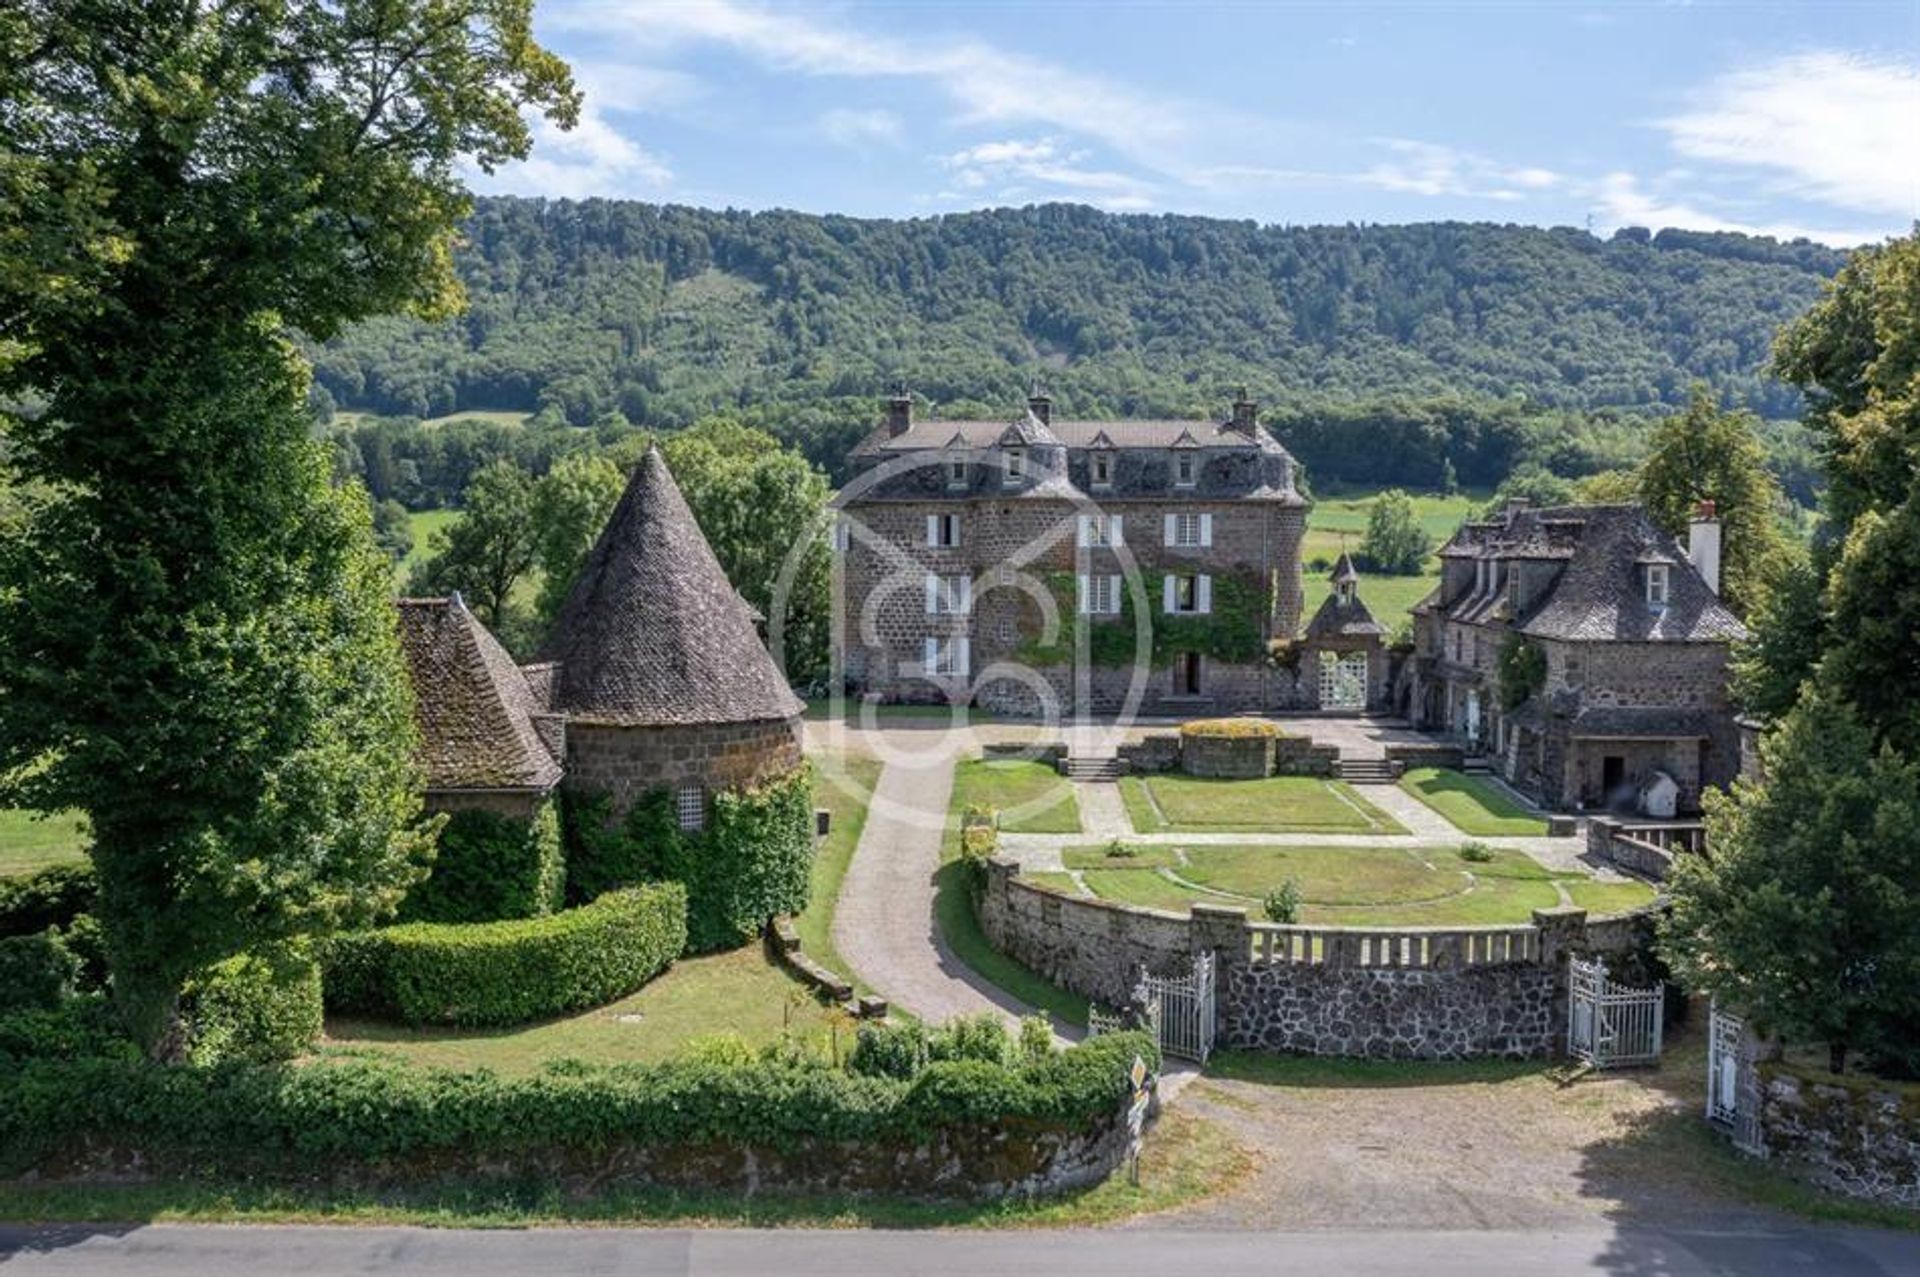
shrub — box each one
[930,1013,1014,1067]
[1179,717,1280,740]
[1018,1015,1056,1064]
[323,883,687,1027]
[849,1020,932,1080]
[0,864,97,937]
[59,912,109,992]
[1263,879,1303,924]
[1459,840,1496,863]
[400,801,566,924]
[0,996,137,1064]
[0,931,80,1013]
[565,768,813,953]
[183,943,324,1066]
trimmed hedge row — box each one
[183,944,324,1066]
[0,864,97,938]
[323,883,687,1027]
[1178,717,1281,739]
[0,1029,1157,1178]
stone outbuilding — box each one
[1299,553,1390,713]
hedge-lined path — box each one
[831,737,1043,1026]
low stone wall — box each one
[1115,731,1334,777]
[1181,734,1272,779]
[1385,742,1465,771]
[1223,960,1556,1059]
[1586,817,1682,883]
[1117,733,1181,773]
[1759,1065,1920,1210]
[1274,736,1339,777]
[978,865,1192,1007]
[982,741,1066,763]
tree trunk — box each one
[1829,1041,1848,1075]
[116,970,190,1064]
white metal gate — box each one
[1319,650,1367,711]
[1091,954,1215,1063]
[1707,1002,1764,1154]
[1567,957,1664,1068]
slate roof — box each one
[1428,504,1745,644]
[1305,555,1387,639]
[396,598,564,792]
[538,448,805,727]
[853,416,1269,453]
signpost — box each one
[1126,1053,1154,1185]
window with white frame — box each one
[1077,513,1122,548]
[923,635,970,676]
[925,572,971,615]
[946,456,967,488]
[1646,563,1670,610]
[1078,573,1122,615]
[1003,447,1025,484]
[926,513,961,548]
[832,517,851,552]
[1164,511,1211,548]
[1164,573,1210,615]
[1174,450,1197,486]
[1091,450,1113,486]
[676,784,705,832]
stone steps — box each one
[1061,756,1124,782]
[1335,758,1403,784]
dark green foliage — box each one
[927,1013,1016,1067]
[0,931,80,1013]
[0,1030,1158,1181]
[566,769,814,953]
[0,864,96,938]
[323,884,688,1027]
[1020,571,1266,669]
[849,1020,933,1080]
[1732,547,1826,721]
[409,459,538,631]
[400,802,565,925]
[853,1014,1048,1080]
[1497,636,1548,711]
[0,997,138,1065]
[1263,880,1303,924]
[312,201,1842,476]
[182,945,324,1066]
[370,497,415,562]
[1358,488,1432,574]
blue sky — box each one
[476,1,1920,247]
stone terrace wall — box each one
[1273,735,1339,777]
[1118,733,1181,773]
[1181,733,1272,779]
[1759,1066,1920,1210]
[1114,731,1335,777]
[979,859,1660,1059]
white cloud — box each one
[1658,51,1920,218]
[1198,140,1561,204]
[571,61,708,115]
[477,102,673,199]
[818,107,903,148]
[938,137,1155,210]
[1591,171,1883,248]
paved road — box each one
[2,1222,1915,1275]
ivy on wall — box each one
[398,801,565,925]
[1016,571,1267,669]
[1497,635,1548,711]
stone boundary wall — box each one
[1585,817,1698,883]
[981,741,1066,763]
[1181,734,1272,778]
[1274,736,1339,777]
[978,859,1660,1059]
[1117,734,1180,773]
[1114,731,1336,778]
[1758,1065,1920,1210]
[1384,743,1465,771]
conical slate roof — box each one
[396,597,564,791]
[1330,552,1361,585]
[539,448,804,726]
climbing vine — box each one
[1017,571,1267,669]
[1496,635,1548,710]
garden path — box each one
[1074,781,1132,840]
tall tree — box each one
[410,459,537,632]
[0,0,576,1056]
[1637,386,1792,617]
[530,452,626,623]
[1357,488,1431,575]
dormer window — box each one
[946,456,967,488]
[1506,565,1521,611]
[1091,450,1113,487]
[1174,451,1197,487]
[1003,447,1025,485]
[1646,563,1670,611]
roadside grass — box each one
[1120,774,1405,836]
[792,754,883,986]
[951,758,1081,834]
[0,808,90,877]
[1399,767,1549,837]
[1078,868,1200,913]
[0,1106,1251,1230]
[324,944,849,1075]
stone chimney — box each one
[1231,387,1257,432]
[1027,383,1052,426]
[1688,499,1722,595]
[885,384,912,437]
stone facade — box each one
[1757,1066,1920,1210]
[977,858,1658,1059]
[1180,733,1274,779]
[422,789,548,821]
[564,717,804,813]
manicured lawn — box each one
[1120,774,1405,835]
[951,758,1081,834]
[1400,767,1549,836]
[1021,871,1083,896]
[326,944,848,1075]
[0,808,90,877]
[792,754,883,986]
[1041,842,1649,927]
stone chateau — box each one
[834,388,1393,717]
[396,447,804,828]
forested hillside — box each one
[311,199,1843,487]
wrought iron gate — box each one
[1318,650,1368,711]
[1567,957,1664,1068]
[1091,954,1216,1063]
[1707,1002,1764,1154]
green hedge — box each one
[567,767,812,952]
[183,944,324,1066]
[0,931,81,1013]
[323,883,687,1027]
[0,864,97,937]
[0,1029,1157,1178]
[400,801,566,925]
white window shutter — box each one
[1200,513,1213,547]
[1076,514,1090,548]
[1111,515,1124,547]
[1162,575,1176,614]
[1163,513,1176,546]
[959,575,973,614]
[926,515,938,546]
[1198,575,1213,614]
[957,637,971,677]
[925,573,939,614]
[922,636,936,672]
[1076,573,1089,614]
[1108,575,1122,616]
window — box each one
[925,573,971,615]
[1077,513,1123,548]
[923,635,970,677]
[1173,651,1203,696]
[1174,450,1197,486]
[832,517,851,552]
[1646,563,1670,610]
[1078,573,1122,615]
[1164,573,1210,615]
[926,513,961,548]
[1091,450,1113,486]
[1506,565,1520,611]
[946,457,967,488]
[1165,511,1212,548]
[1003,447,1025,485]
[676,785,705,833]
